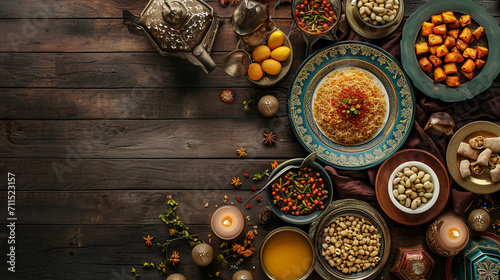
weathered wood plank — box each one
[0,0,293,19]
[1,0,499,19]
[0,88,290,120]
[0,18,297,53]
[0,190,272,225]
[0,159,296,190]
[0,119,304,158]
[0,224,446,280]
[0,52,303,88]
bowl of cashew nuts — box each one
[388,161,440,214]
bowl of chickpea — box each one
[309,199,391,280]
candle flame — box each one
[447,228,460,239]
[222,216,233,227]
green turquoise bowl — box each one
[266,158,333,225]
[401,0,500,102]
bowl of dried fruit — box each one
[309,199,391,280]
[266,158,333,225]
[388,161,440,214]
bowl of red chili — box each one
[292,0,341,35]
[267,158,333,225]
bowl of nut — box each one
[309,199,391,280]
[354,0,402,29]
[266,157,333,225]
[388,161,440,214]
[375,149,450,225]
[346,0,404,39]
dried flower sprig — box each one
[131,199,205,279]
[271,160,279,170]
[253,169,270,181]
[210,230,257,277]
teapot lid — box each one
[139,0,214,52]
[232,0,269,36]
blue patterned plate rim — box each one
[288,41,415,170]
[400,0,500,102]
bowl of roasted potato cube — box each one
[415,11,488,87]
[401,0,500,102]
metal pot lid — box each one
[232,0,269,36]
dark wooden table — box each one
[1,0,499,279]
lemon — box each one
[252,45,271,63]
[268,30,285,50]
[271,46,291,62]
[248,63,264,81]
[262,59,282,76]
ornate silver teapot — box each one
[123,0,221,73]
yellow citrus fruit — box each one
[271,46,291,62]
[262,59,282,75]
[268,30,285,50]
[247,63,264,81]
[252,45,271,63]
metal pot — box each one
[123,0,221,73]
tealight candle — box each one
[211,206,245,241]
[426,213,470,257]
[439,219,468,250]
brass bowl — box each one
[291,0,342,35]
[260,226,315,280]
[309,199,391,280]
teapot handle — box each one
[193,45,216,73]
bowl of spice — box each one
[266,158,333,225]
[292,0,341,35]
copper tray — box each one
[375,149,450,225]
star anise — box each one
[231,177,242,187]
[143,235,154,246]
[262,132,277,145]
[236,147,247,158]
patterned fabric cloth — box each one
[325,18,500,215]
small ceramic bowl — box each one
[388,161,440,214]
[266,158,333,225]
[260,227,315,280]
[353,0,403,29]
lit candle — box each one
[211,206,245,241]
[438,219,469,251]
[427,213,470,257]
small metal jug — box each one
[123,0,221,73]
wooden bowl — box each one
[375,149,450,225]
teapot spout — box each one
[193,45,217,73]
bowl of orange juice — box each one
[260,226,315,280]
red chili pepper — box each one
[252,186,256,191]
[257,197,261,201]
[244,173,249,178]
[237,196,241,202]
[246,204,251,209]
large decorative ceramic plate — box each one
[375,149,451,225]
[309,199,391,280]
[401,0,500,102]
[288,41,415,170]
[446,121,500,194]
